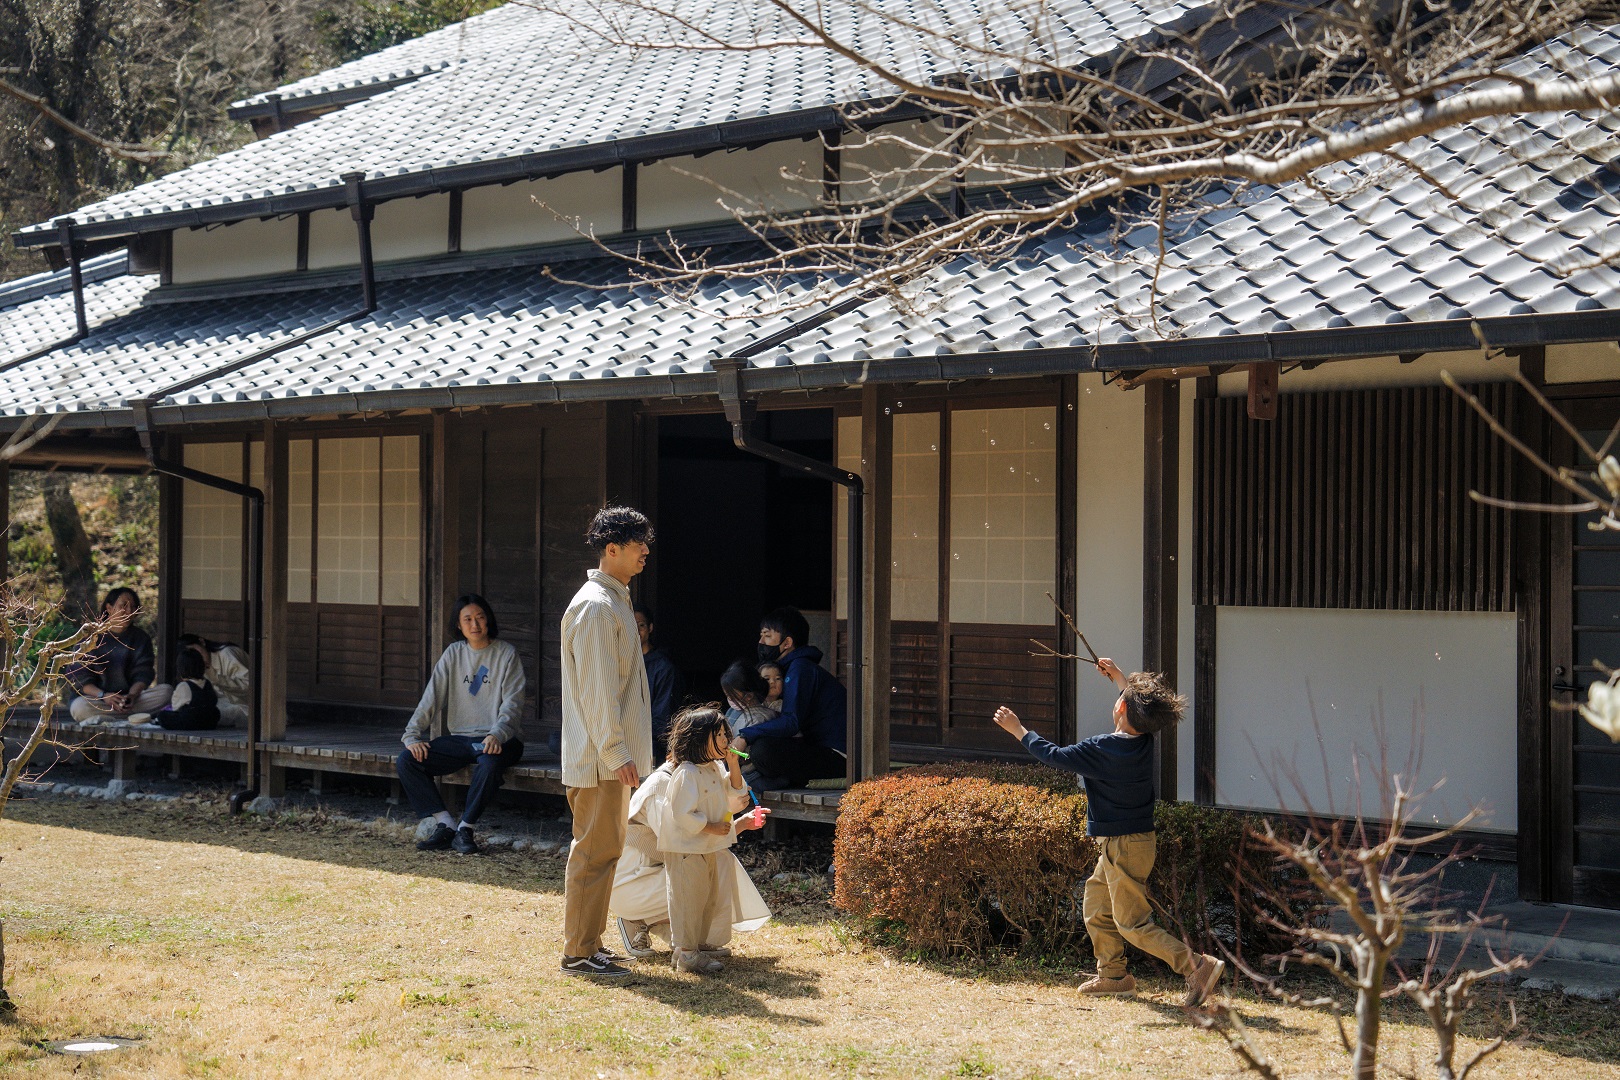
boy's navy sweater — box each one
[736,645,847,753]
[1021,729,1156,837]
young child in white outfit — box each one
[645,704,768,974]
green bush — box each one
[832,762,1297,963]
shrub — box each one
[833,761,1296,963]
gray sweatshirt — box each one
[401,639,526,746]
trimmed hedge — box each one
[832,761,1294,961]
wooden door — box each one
[1550,396,1620,906]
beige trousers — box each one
[69,685,174,723]
[1084,832,1195,979]
[665,850,730,952]
[563,780,628,959]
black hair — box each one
[101,587,139,615]
[178,633,239,653]
[1121,671,1188,735]
[666,704,731,766]
[176,649,208,680]
[451,594,500,640]
[585,506,654,554]
[720,659,768,705]
[760,606,809,650]
[633,603,655,623]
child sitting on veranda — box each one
[721,660,774,736]
[992,658,1224,1006]
[157,648,221,731]
[645,705,768,975]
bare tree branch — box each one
[0,76,170,163]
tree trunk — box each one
[1354,959,1384,1080]
[42,476,95,620]
[0,919,11,1012]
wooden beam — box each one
[1193,375,1218,806]
[1514,348,1551,901]
[155,437,183,685]
[0,461,10,584]
[860,386,893,779]
[260,421,290,742]
[1247,361,1279,420]
[601,401,637,509]
[1193,605,1217,804]
[1143,380,1180,799]
[1056,376,1079,744]
[428,412,454,665]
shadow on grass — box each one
[621,954,823,1026]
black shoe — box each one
[416,823,454,851]
[560,954,632,979]
[451,826,480,855]
[592,946,630,965]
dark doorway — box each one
[649,409,835,702]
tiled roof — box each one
[0,254,157,367]
[16,0,1207,243]
[3,25,1619,427]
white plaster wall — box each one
[307,205,359,270]
[1074,375,1146,742]
[372,194,450,263]
[1214,606,1517,831]
[1216,351,1518,395]
[841,119,953,203]
[639,140,820,230]
[1547,341,1620,384]
[170,216,298,284]
[460,171,622,251]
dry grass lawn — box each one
[0,795,1615,1078]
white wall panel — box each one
[1214,606,1517,831]
[460,171,622,251]
[1547,341,1620,384]
[170,216,298,284]
[639,140,819,230]
[1216,351,1517,395]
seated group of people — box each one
[65,587,251,731]
[394,596,849,857]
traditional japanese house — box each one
[2,4,1619,904]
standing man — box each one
[560,506,656,979]
[634,604,686,761]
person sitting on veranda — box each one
[635,604,687,761]
[67,587,172,723]
[730,606,847,790]
[156,648,221,731]
[177,634,250,727]
[397,594,526,855]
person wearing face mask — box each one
[729,606,847,790]
[67,588,172,723]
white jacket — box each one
[647,760,750,854]
[560,569,653,788]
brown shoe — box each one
[1078,973,1136,996]
[1184,953,1225,1007]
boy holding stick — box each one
[993,656,1224,1005]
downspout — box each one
[128,171,380,814]
[712,348,867,782]
[0,218,93,377]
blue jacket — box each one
[737,645,846,753]
[643,647,686,741]
[1021,729,1156,837]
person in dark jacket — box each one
[635,604,686,760]
[67,587,172,723]
[731,606,846,789]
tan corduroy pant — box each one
[664,850,729,953]
[1084,832,1195,979]
[563,780,628,959]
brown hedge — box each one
[832,761,1293,962]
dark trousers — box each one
[395,734,524,825]
[744,736,846,790]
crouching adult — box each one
[731,606,847,789]
[397,594,526,855]
[67,588,172,723]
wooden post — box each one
[428,412,454,666]
[1192,376,1218,805]
[601,401,638,508]
[1143,380,1180,800]
[155,440,183,684]
[1247,361,1279,421]
[860,386,893,779]
[260,420,290,797]
[1514,349,1551,901]
[1056,377,1079,744]
[0,461,10,584]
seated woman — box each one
[178,634,250,727]
[67,588,172,723]
[396,594,526,856]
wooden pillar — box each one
[0,461,10,584]
[155,440,183,685]
[1192,376,1218,806]
[260,420,290,797]
[1514,349,1551,901]
[602,401,638,508]
[428,412,455,665]
[859,386,893,779]
[1143,380,1180,800]
[1056,376,1079,744]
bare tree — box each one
[0,593,97,1011]
[524,0,1620,309]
